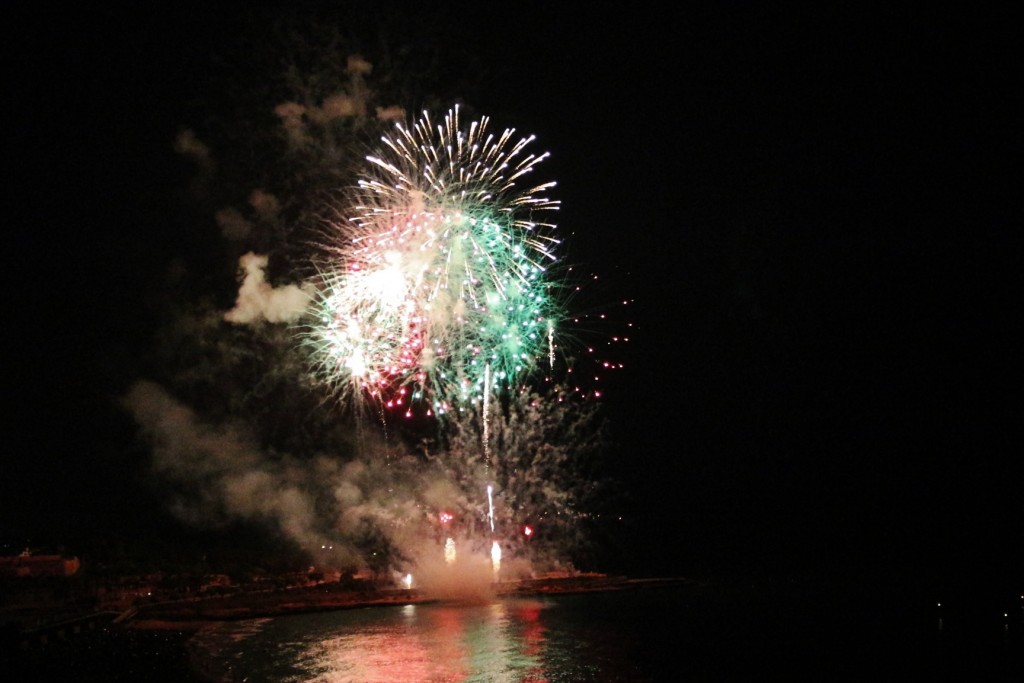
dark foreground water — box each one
[3,581,1020,681]
[1,622,204,682]
[187,583,1024,682]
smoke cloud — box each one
[223,252,314,324]
[174,129,214,170]
[121,380,550,595]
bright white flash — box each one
[347,348,368,377]
[365,251,407,307]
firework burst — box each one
[306,106,564,416]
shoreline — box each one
[128,575,700,628]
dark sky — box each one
[4,5,1019,586]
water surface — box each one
[188,584,1024,681]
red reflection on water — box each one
[514,601,549,683]
[307,600,554,681]
[428,605,469,680]
[319,629,439,682]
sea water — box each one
[187,583,1024,681]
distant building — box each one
[199,574,233,593]
[0,548,80,577]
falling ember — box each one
[444,537,456,565]
[548,319,554,370]
[483,363,491,470]
[491,541,502,579]
[523,525,533,537]
[487,484,495,533]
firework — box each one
[306,105,564,415]
[490,540,502,579]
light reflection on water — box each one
[189,596,628,683]
[187,584,1024,681]
[299,601,542,683]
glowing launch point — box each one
[491,541,502,580]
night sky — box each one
[4,5,1019,589]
